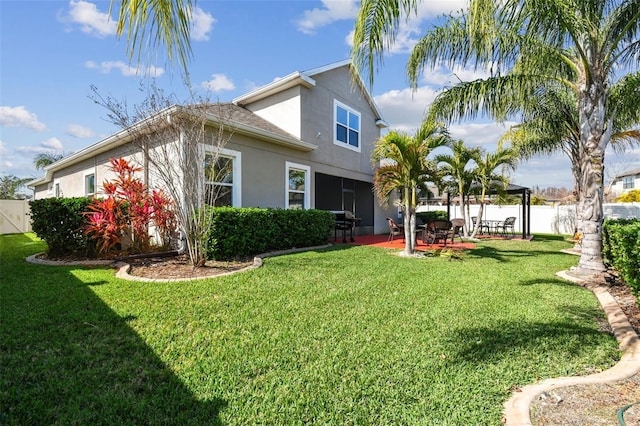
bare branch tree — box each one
[90,82,234,266]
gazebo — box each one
[446,183,531,239]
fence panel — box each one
[417,202,638,235]
[0,200,32,234]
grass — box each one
[1,233,620,424]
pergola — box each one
[446,183,531,239]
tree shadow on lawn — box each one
[1,234,226,425]
[465,246,566,263]
[441,313,617,365]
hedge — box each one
[29,197,98,258]
[206,207,335,260]
[603,218,640,295]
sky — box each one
[1,0,638,190]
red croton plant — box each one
[85,158,176,256]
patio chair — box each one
[423,219,452,246]
[471,216,490,234]
[386,217,403,241]
[495,216,516,236]
[450,218,465,243]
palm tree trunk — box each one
[575,79,609,274]
[403,187,413,255]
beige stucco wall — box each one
[33,145,141,199]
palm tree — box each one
[33,152,65,171]
[371,121,449,255]
[435,140,481,236]
[500,82,640,238]
[469,147,519,238]
[352,0,640,274]
[0,175,32,200]
[111,0,193,75]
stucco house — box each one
[609,167,640,198]
[28,60,395,235]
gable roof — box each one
[233,59,388,128]
[614,167,640,180]
[28,103,316,188]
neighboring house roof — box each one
[27,103,317,188]
[613,167,640,181]
[233,59,388,128]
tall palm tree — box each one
[435,140,481,236]
[33,152,65,171]
[111,0,193,75]
[371,121,449,255]
[469,147,519,238]
[500,82,640,237]
[353,0,640,274]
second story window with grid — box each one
[623,176,634,190]
[334,100,361,152]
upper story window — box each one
[84,172,95,196]
[623,176,634,190]
[334,100,361,152]
[204,148,241,207]
[286,162,310,210]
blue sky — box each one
[1,0,637,189]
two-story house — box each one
[28,60,394,235]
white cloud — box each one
[85,60,164,77]
[41,137,64,150]
[0,140,8,156]
[0,106,47,131]
[375,86,439,133]
[296,0,358,35]
[16,138,65,156]
[64,0,117,37]
[449,121,518,147]
[201,73,235,92]
[190,6,215,41]
[67,124,95,138]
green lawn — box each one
[1,233,620,424]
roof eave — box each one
[233,72,316,106]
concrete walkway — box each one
[503,270,640,425]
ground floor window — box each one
[84,172,95,196]
[286,162,310,210]
[204,148,241,207]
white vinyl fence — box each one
[0,199,32,234]
[418,202,640,235]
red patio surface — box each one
[335,234,477,251]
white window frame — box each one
[53,179,61,198]
[623,176,634,190]
[84,170,96,196]
[204,147,242,207]
[333,99,361,153]
[285,162,310,210]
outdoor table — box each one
[483,220,503,235]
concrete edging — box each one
[503,270,640,425]
[27,244,333,283]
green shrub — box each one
[603,218,640,294]
[416,210,448,223]
[206,208,334,260]
[29,197,98,258]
